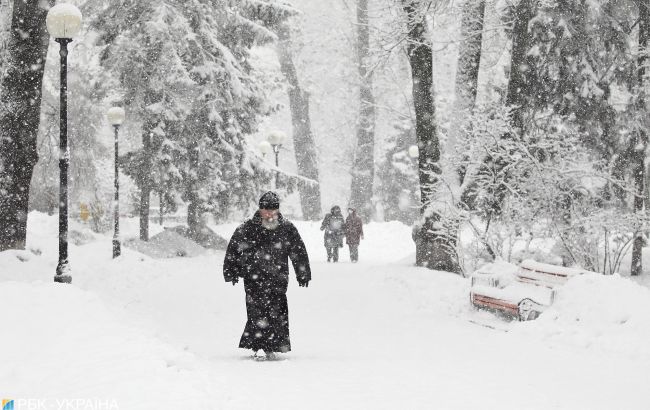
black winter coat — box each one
[320,212,345,248]
[223,212,311,353]
[223,212,311,290]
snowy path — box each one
[1,214,649,409]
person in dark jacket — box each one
[320,205,345,262]
[344,208,364,262]
[223,191,311,360]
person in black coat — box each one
[320,205,345,262]
[223,191,311,359]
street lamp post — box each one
[267,131,287,189]
[267,131,286,167]
[47,3,82,284]
[107,107,125,258]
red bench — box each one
[469,259,591,321]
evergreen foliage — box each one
[90,0,293,223]
[515,0,638,162]
[455,105,643,274]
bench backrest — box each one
[516,259,588,288]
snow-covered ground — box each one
[1,212,650,409]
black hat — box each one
[259,191,280,210]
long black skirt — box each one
[239,281,291,353]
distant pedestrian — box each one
[320,205,345,262]
[344,208,364,262]
[223,191,311,360]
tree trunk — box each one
[505,0,536,131]
[349,0,376,222]
[448,0,485,164]
[402,1,460,272]
[0,0,54,251]
[631,0,649,276]
[276,24,322,220]
[139,128,152,241]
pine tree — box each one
[504,0,536,132]
[481,0,637,216]
[517,0,635,141]
[448,0,485,164]
[91,0,286,237]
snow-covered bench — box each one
[469,259,591,321]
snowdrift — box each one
[0,281,215,408]
[512,273,650,359]
[124,229,206,258]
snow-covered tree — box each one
[90,0,289,238]
[448,0,485,161]
[515,0,636,145]
[455,105,643,273]
[500,0,648,274]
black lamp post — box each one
[267,131,287,189]
[47,3,82,284]
[107,107,126,258]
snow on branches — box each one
[90,0,293,220]
[436,106,643,274]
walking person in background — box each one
[320,205,345,262]
[345,208,364,263]
[223,191,311,360]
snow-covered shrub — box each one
[451,106,641,273]
[29,184,58,215]
[81,158,114,234]
[555,209,648,275]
